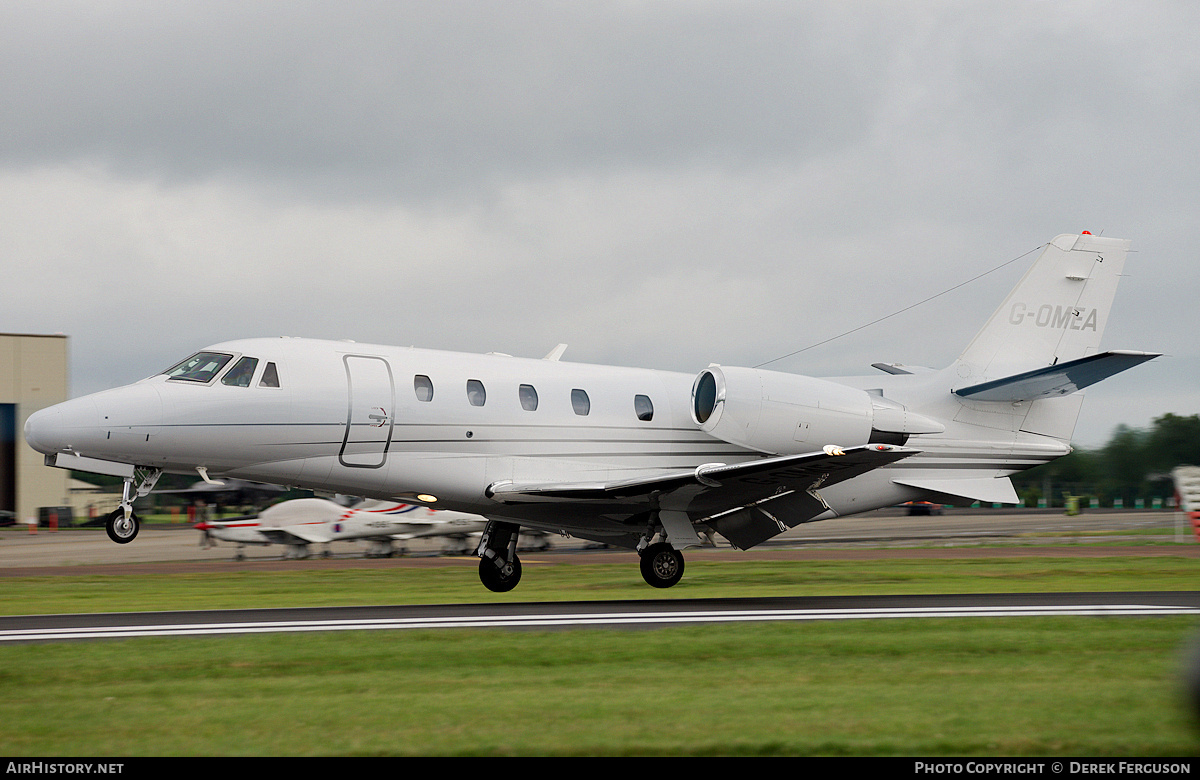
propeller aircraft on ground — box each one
[195,497,492,560]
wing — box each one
[487,444,915,550]
[260,526,331,544]
[390,529,481,541]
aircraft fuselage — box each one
[24,336,1061,532]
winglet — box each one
[543,344,568,361]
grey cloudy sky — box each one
[3,1,1197,448]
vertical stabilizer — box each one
[955,233,1130,384]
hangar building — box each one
[1,333,70,524]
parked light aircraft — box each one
[24,233,1158,591]
[155,477,289,507]
[195,498,490,559]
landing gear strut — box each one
[639,541,685,589]
[105,467,162,545]
[477,520,522,592]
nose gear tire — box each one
[105,510,140,544]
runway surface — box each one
[2,508,1197,573]
[4,592,1200,643]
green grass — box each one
[2,555,1198,756]
[1,618,1197,756]
[1,555,1197,615]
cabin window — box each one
[164,352,234,384]
[256,364,277,388]
[467,379,487,407]
[221,356,259,387]
[571,388,590,416]
[634,394,654,422]
[519,384,538,411]
[414,375,434,402]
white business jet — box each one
[24,233,1158,591]
[195,498,491,559]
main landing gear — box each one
[475,518,691,591]
[634,509,691,588]
[477,520,522,593]
[639,541,685,589]
[104,467,162,545]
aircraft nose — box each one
[23,396,99,455]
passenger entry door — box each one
[339,355,395,468]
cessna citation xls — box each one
[25,233,1158,591]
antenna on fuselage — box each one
[196,466,225,487]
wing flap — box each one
[706,489,832,550]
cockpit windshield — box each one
[163,352,234,383]
[220,356,259,387]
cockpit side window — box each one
[164,352,234,383]
[221,357,259,387]
[259,362,281,388]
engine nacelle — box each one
[691,366,944,455]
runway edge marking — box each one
[4,603,1199,642]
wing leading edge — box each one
[486,444,916,549]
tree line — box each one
[1011,413,1200,508]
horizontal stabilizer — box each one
[953,350,1160,402]
[892,476,1020,505]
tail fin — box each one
[946,233,1158,443]
[955,233,1130,383]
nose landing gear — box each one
[104,509,140,544]
[104,467,162,545]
